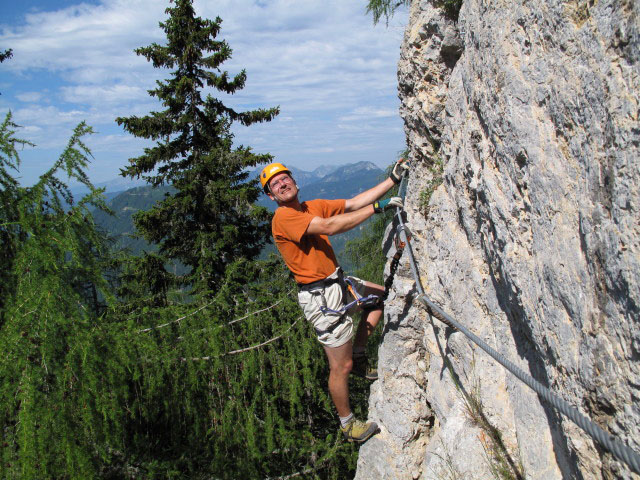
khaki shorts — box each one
[297,268,368,348]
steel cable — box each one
[417,294,640,474]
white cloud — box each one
[1,1,164,76]
[85,133,152,153]
[11,104,124,150]
[15,91,43,102]
[61,84,147,105]
[339,106,400,122]
[13,105,81,127]
[22,125,42,134]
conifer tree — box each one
[116,0,278,293]
[0,112,31,324]
[0,116,118,479]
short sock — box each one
[339,413,354,428]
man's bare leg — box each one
[326,337,379,443]
[353,281,384,351]
[323,340,354,417]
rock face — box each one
[356,0,639,479]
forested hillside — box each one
[92,185,175,254]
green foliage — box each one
[0,114,117,479]
[418,155,444,216]
[365,0,462,23]
[0,49,11,63]
[0,114,110,324]
[91,163,355,477]
[366,0,410,25]
[100,258,357,479]
[116,0,279,294]
[0,112,33,321]
[0,111,354,477]
[0,113,355,476]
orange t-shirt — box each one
[272,199,346,284]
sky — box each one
[0,0,408,188]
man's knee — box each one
[330,357,353,377]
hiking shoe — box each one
[341,417,379,443]
[352,354,378,380]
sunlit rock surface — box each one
[356,0,639,478]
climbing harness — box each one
[387,170,640,474]
[298,268,382,337]
[297,274,342,292]
[298,268,382,316]
[318,277,381,315]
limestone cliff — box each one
[356,0,639,478]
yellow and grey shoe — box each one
[352,354,378,380]
[340,417,379,443]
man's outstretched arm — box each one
[344,159,408,212]
[306,205,375,236]
[306,197,403,237]
[344,177,395,212]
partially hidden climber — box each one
[260,159,408,444]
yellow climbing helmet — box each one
[260,162,292,193]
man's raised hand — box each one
[389,158,409,184]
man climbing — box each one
[260,159,408,443]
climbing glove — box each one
[373,197,403,214]
[389,158,409,184]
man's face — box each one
[267,172,297,203]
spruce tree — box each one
[116,0,278,294]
